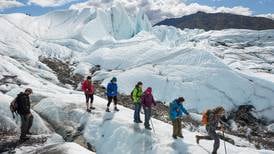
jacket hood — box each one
[145,87,152,95]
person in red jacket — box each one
[82,76,95,112]
[141,87,156,130]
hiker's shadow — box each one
[170,139,191,154]
[101,111,116,126]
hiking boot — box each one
[172,135,177,139]
[90,106,96,110]
[138,120,143,123]
[86,109,91,112]
[26,131,32,135]
[195,135,200,144]
[106,108,110,112]
[145,126,152,130]
[114,107,119,112]
[20,136,30,141]
[178,135,184,138]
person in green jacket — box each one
[132,81,143,123]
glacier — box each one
[0,3,274,154]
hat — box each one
[178,97,185,102]
[111,77,117,82]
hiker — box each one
[132,81,143,123]
[196,107,225,154]
[141,87,156,130]
[16,88,33,141]
[106,77,119,112]
[169,97,190,139]
[82,76,95,112]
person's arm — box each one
[132,88,138,102]
[107,83,111,95]
[91,84,95,94]
[141,95,145,108]
[180,105,189,115]
[82,81,87,92]
[152,95,156,106]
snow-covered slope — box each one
[0,4,274,120]
[0,3,274,153]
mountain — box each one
[0,4,274,153]
[155,11,274,31]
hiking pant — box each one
[20,114,33,137]
[85,93,94,104]
[144,107,152,128]
[172,118,182,137]
[134,103,141,122]
[198,129,220,154]
[107,96,117,107]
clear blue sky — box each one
[1,0,274,16]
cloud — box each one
[256,13,274,20]
[69,0,252,24]
[0,0,25,10]
[28,0,76,7]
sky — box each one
[0,0,274,24]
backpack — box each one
[10,97,18,118]
[130,87,140,101]
[130,89,135,101]
[201,110,210,125]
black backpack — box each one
[130,89,134,101]
[10,97,19,118]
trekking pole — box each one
[150,118,156,134]
[222,130,228,154]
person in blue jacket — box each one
[106,77,119,112]
[169,97,190,139]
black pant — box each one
[198,128,220,153]
[20,114,33,137]
[107,96,117,107]
[144,107,152,128]
[85,93,94,104]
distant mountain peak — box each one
[155,12,274,31]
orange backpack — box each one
[201,110,210,125]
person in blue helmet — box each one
[106,77,119,112]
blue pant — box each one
[134,103,141,122]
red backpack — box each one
[201,110,210,125]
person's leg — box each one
[210,131,220,154]
[196,135,212,144]
[172,119,178,138]
[85,93,90,110]
[106,96,112,112]
[27,114,33,134]
[144,108,149,128]
[20,115,28,139]
[137,103,142,122]
[90,94,95,109]
[145,107,152,129]
[134,103,138,122]
[178,118,183,138]
[114,96,119,111]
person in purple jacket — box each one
[141,87,156,130]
